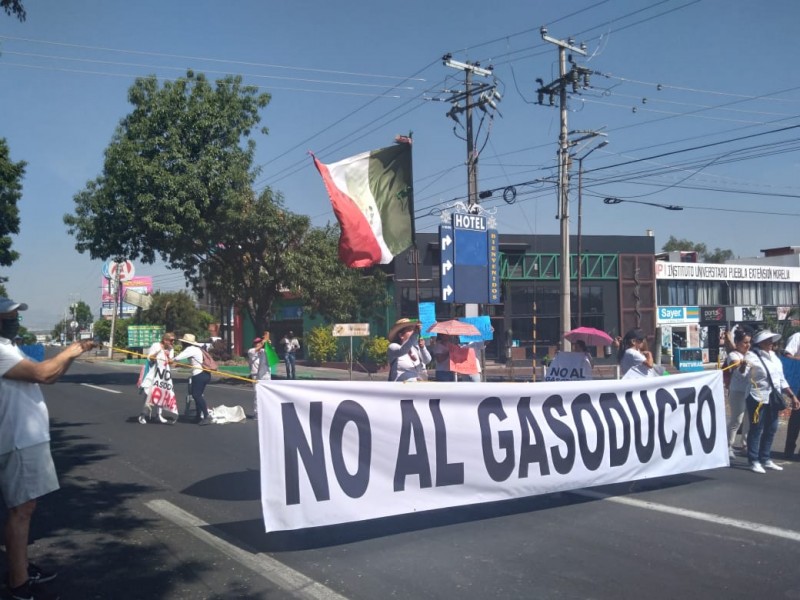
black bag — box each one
[771,389,788,411]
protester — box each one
[0,297,96,600]
[280,330,300,380]
[746,330,800,473]
[781,329,800,459]
[617,328,654,377]
[387,318,431,382]
[138,331,176,424]
[723,328,753,458]
[459,339,485,382]
[174,333,212,425]
[432,334,456,382]
[247,337,271,419]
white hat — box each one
[388,318,417,342]
[0,298,28,314]
[752,330,781,345]
[179,333,202,346]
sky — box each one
[1,0,799,329]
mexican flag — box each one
[312,139,415,268]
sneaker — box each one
[157,412,169,424]
[728,447,735,459]
[750,462,766,474]
[138,415,147,425]
[763,460,784,471]
[8,579,60,600]
[28,563,56,584]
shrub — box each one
[306,326,337,363]
[358,335,389,368]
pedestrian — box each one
[387,319,431,382]
[138,332,176,424]
[457,339,485,382]
[432,334,456,382]
[0,297,96,600]
[722,328,753,458]
[247,337,271,419]
[280,330,300,379]
[174,333,212,425]
[746,329,800,473]
[617,328,655,378]
[781,329,800,459]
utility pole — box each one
[536,27,588,350]
[107,265,121,358]
[441,54,501,213]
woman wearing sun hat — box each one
[746,329,800,473]
[387,318,432,382]
[174,333,212,424]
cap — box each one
[253,337,263,345]
[0,298,28,314]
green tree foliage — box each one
[64,70,269,282]
[201,187,309,332]
[137,290,213,337]
[358,335,389,367]
[305,325,337,363]
[0,138,23,267]
[295,224,390,323]
[71,300,94,329]
[661,235,734,263]
[1,0,25,21]
[92,317,128,349]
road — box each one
[7,357,800,599]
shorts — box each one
[0,442,59,508]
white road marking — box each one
[145,499,349,600]
[572,489,800,542]
[79,383,121,394]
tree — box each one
[201,186,310,332]
[661,236,734,263]
[137,291,214,337]
[294,224,390,323]
[65,70,270,273]
[0,138,23,267]
[71,300,94,329]
[1,0,25,21]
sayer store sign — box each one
[657,306,699,324]
[256,373,726,532]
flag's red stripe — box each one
[313,156,382,268]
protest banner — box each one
[146,364,177,413]
[257,371,726,532]
[545,352,594,381]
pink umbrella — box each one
[564,326,613,347]
[427,320,481,337]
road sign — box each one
[439,224,454,303]
[332,323,370,337]
[109,260,135,282]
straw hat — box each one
[388,318,417,342]
[179,333,202,346]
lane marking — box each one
[145,499,349,600]
[79,383,121,394]
[572,489,800,542]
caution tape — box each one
[111,346,256,383]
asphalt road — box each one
[4,357,800,599]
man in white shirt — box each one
[0,298,95,599]
[782,331,800,459]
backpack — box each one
[201,349,219,371]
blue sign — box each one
[453,213,489,304]
[488,228,500,304]
[439,224,454,303]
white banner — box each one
[655,260,800,282]
[257,371,726,532]
[545,352,593,381]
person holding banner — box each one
[618,328,655,378]
[387,319,431,382]
[248,337,271,419]
[723,328,753,458]
[174,334,212,425]
[746,330,800,473]
[138,332,176,424]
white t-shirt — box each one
[247,347,271,380]
[784,332,800,357]
[0,337,50,453]
[142,342,174,392]
[174,345,203,376]
[726,350,752,393]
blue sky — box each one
[2,0,799,329]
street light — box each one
[576,140,608,327]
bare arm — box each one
[3,340,94,384]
